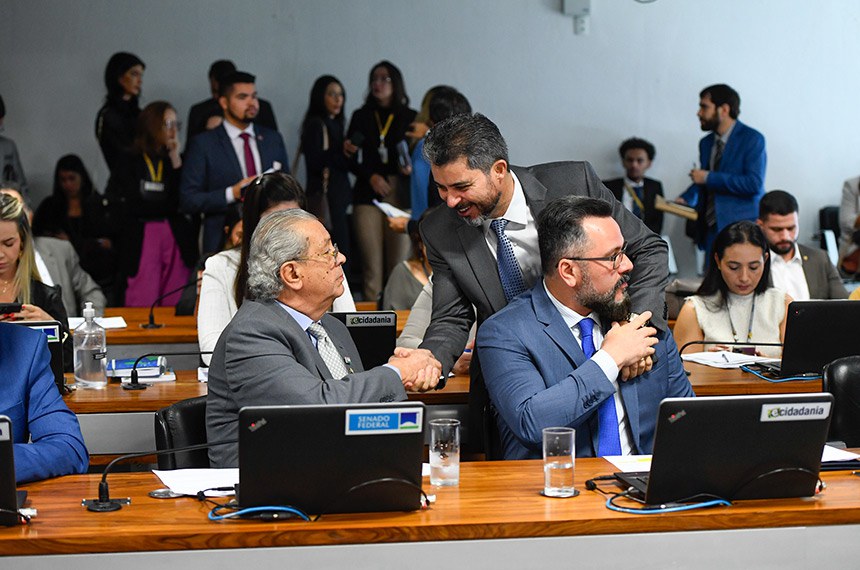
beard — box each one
[769,239,794,256]
[457,179,503,228]
[700,115,720,132]
[577,272,632,323]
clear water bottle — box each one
[74,302,107,389]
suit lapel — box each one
[457,223,507,314]
[216,125,244,178]
[255,128,273,169]
[261,299,331,379]
[512,166,549,217]
[533,285,589,369]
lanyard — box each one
[374,112,394,145]
[624,183,645,212]
[726,294,756,342]
[143,154,163,183]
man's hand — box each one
[389,347,442,392]
[452,339,474,376]
[370,174,392,198]
[620,355,653,382]
[600,311,658,371]
[231,175,258,200]
[387,216,409,233]
[689,169,709,185]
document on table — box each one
[153,468,239,497]
[681,350,780,369]
[68,316,128,329]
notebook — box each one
[754,300,860,377]
[615,393,833,506]
[0,416,26,526]
[13,320,65,394]
[238,402,425,515]
[329,311,396,369]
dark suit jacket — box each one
[418,161,669,450]
[180,123,289,253]
[185,97,279,143]
[478,283,694,459]
[603,177,664,234]
[206,298,407,467]
[680,120,767,244]
[35,236,106,317]
[767,244,848,300]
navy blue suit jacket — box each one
[180,123,289,252]
[680,120,766,239]
[0,323,88,483]
[477,283,694,460]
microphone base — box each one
[82,498,130,512]
[139,323,164,329]
[122,382,150,391]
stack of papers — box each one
[68,316,128,329]
[681,351,780,369]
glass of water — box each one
[542,427,576,497]
[429,418,460,486]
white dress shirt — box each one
[770,243,810,301]
[222,120,262,203]
[482,171,542,289]
[544,281,634,455]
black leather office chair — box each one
[822,355,860,447]
[153,396,209,469]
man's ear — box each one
[491,159,508,182]
[218,95,228,112]
[279,261,302,292]
[557,259,580,289]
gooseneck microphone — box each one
[82,439,237,512]
[123,350,213,391]
[140,276,203,329]
[678,340,783,355]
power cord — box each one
[740,365,822,383]
[0,507,30,525]
[311,477,429,521]
[586,475,731,514]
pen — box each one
[721,353,730,363]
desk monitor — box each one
[0,415,26,526]
[329,311,396,369]
[617,393,833,505]
[238,402,425,515]
[11,320,65,395]
[779,300,860,376]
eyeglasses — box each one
[293,243,340,264]
[163,120,182,131]
[562,243,628,270]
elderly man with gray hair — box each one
[206,209,442,467]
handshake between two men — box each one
[388,348,443,393]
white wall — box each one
[3,0,860,275]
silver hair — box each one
[246,208,317,300]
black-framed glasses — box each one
[293,244,340,264]
[562,242,628,270]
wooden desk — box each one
[3,459,859,567]
[66,371,470,458]
[685,362,822,396]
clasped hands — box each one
[388,347,442,392]
[600,311,658,382]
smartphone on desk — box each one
[732,346,756,356]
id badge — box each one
[140,180,165,201]
[378,144,389,165]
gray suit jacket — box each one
[34,237,106,317]
[206,298,407,467]
[768,244,848,300]
[418,161,669,452]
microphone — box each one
[123,350,213,391]
[82,439,237,512]
[678,340,783,355]
[140,276,203,329]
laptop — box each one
[752,300,860,377]
[615,393,833,505]
[0,415,26,526]
[238,402,425,515]
[329,311,396,369]
[12,320,66,394]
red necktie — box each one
[239,132,257,177]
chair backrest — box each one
[819,206,841,248]
[153,396,209,469]
[822,355,860,447]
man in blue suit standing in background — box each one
[180,71,289,254]
[677,84,766,260]
[478,196,693,459]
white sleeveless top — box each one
[686,288,786,357]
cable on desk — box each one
[312,477,430,522]
[605,490,731,514]
[0,507,30,525]
[739,365,821,383]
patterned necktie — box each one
[705,138,724,228]
[579,318,622,456]
[490,218,527,302]
[239,132,258,177]
[306,322,349,379]
[632,185,643,219]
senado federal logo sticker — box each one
[345,407,423,435]
[760,402,831,422]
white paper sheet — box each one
[681,350,780,369]
[68,316,128,330]
[152,468,239,497]
[372,199,410,219]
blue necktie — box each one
[579,318,622,456]
[490,218,527,302]
[632,185,643,219]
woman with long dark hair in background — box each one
[346,60,416,302]
[95,52,145,175]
